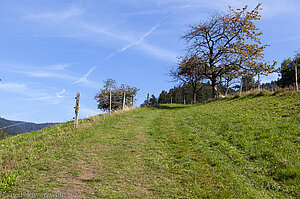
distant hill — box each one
[0,117,58,135]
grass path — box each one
[0,92,299,198]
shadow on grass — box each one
[150,105,187,110]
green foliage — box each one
[277,57,300,88]
[94,78,139,112]
[157,82,231,105]
[141,94,158,106]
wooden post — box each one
[295,63,299,91]
[132,96,134,107]
[122,92,126,110]
[109,89,112,116]
[74,92,81,128]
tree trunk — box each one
[122,92,126,110]
[183,97,186,105]
[257,73,261,91]
[225,87,229,96]
[225,78,229,96]
[147,93,149,105]
[211,78,217,99]
[239,78,243,94]
[109,89,112,116]
[296,64,299,91]
[193,93,197,104]
[171,97,173,104]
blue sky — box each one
[0,0,299,123]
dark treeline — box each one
[0,117,57,137]
[142,82,236,106]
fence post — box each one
[122,92,126,110]
[132,96,134,107]
[295,63,299,91]
[109,89,112,116]
[74,92,81,128]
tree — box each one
[119,84,139,110]
[141,94,157,107]
[242,75,256,91]
[182,4,276,98]
[94,79,138,113]
[95,78,118,114]
[149,95,158,105]
[170,55,205,103]
[277,58,300,89]
[221,71,239,96]
[158,90,169,104]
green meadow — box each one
[0,91,299,198]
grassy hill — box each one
[0,91,299,198]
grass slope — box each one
[0,92,299,198]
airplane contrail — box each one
[72,66,97,84]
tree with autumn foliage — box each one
[181,4,276,98]
[170,55,206,103]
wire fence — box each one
[0,122,64,152]
[0,93,82,152]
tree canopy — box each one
[95,79,139,112]
[180,4,276,98]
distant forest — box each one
[0,117,57,139]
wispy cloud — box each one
[72,66,97,84]
[269,35,300,44]
[79,106,102,118]
[104,10,178,61]
[0,83,68,104]
[24,6,83,21]
[55,89,66,98]
[21,4,179,63]
[0,82,52,101]
[45,63,71,71]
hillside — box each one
[0,91,299,198]
[0,118,57,136]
